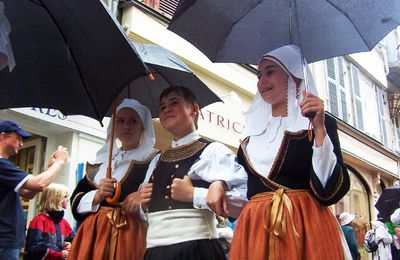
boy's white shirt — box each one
[141,131,248,219]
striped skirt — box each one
[69,206,146,260]
[229,189,344,260]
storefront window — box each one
[335,169,370,247]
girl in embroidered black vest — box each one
[229,45,351,260]
[140,86,247,260]
[69,99,158,260]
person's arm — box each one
[375,225,393,244]
[171,142,248,217]
[137,154,159,220]
[18,188,36,199]
[309,114,350,206]
[391,208,400,224]
[71,163,114,217]
[70,172,99,221]
[311,135,337,188]
[22,146,68,192]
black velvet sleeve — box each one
[309,113,350,206]
[70,163,99,222]
[70,177,97,222]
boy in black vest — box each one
[140,86,247,260]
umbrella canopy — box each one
[375,185,400,222]
[168,0,400,64]
[111,43,222,117]
[0,0,148,122]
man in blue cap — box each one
[0,120,69,260]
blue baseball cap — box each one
[0,120,31,138]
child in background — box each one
[25,183,74,260]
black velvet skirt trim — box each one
[144,239,226,260]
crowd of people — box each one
[0,45,399,259]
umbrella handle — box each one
[301,56,316,119]
[105,99,121,205]
[105,165,121,205]
[106,182,121,204]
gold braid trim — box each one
[71,192,85,211]
[161,140,208,162]
[240,130,307,191]
[310,168,344,202]
[268,130,308,180]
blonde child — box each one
[25,183,74,260]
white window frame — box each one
[350,64,364,131]
[325,57,348,122]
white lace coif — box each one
[93,98,156,164]
[242,45,318,139]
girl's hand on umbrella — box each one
[121,191,142,215]
[300,91,327,146]
[206,181,229,218]
[93,178,117,205]
[171,176,194,202]
[139,183,153,212]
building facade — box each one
[2,2,399,251]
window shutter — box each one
[327,59,336,80]
[340,90,348,122]
[355,99,364,131]
[328,81,339,117]
[159,0,179,18]
[351,65,360,97]
[338,58,344,87]
[380,119,387,145]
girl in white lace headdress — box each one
[69,98,158,260]
[229,45,350,260]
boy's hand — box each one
[206,181,229,217]
[139,183,153,211]
[171,176,194,202]
[122,191,142,215]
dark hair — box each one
[159,86,199,129]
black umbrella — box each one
[104,43,221,204]
[168,0,400,64]
[111,42,222,117]
[375,185,400,222]
[0,0,149,123]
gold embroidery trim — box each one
[240,130,309,191]
[161,140,208,162]
[85,151,158,187]
[310,168,344,202]
[71,192,85,210]
[268,130,308,180]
